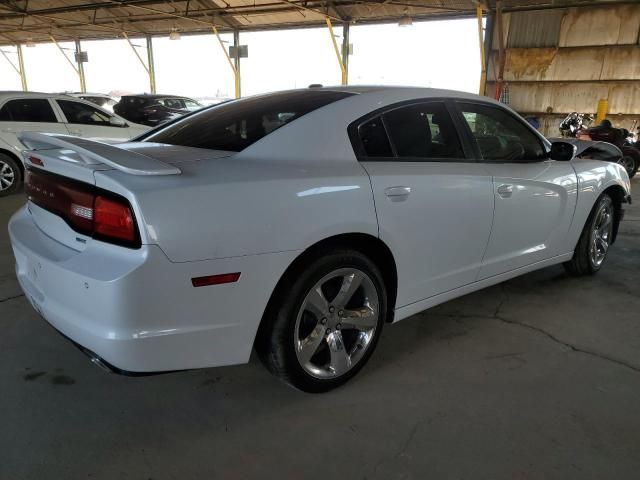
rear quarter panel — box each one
[95,157,378,262]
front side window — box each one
[145,90,354,152]
[57,100,111,126]
[459,103,546,162]
[382,102,464,160]
[0,99,57,122]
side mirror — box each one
[550,141,577,161]
[109,116,127,127]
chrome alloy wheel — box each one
[294,268,379,379]
[590,200,613,268]
[0,159,15,192]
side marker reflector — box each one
[29,156,44,166]
[191,272,241,288]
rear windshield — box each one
[143,90,354,152]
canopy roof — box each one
[0,0,631,45]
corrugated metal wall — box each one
[486,4,640,137]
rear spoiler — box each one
[19,132,181,176]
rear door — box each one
[356,100,495,307]
[0,97,67,157]
[54,98,134,142]
[454,101,578,279]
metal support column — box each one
[146,35,157,94]
[17,45,27,91]
[233,30,241,98]
[75,39,87,93]
[1,45,28,90]
[476,7,487,96]
[341,22,350,86]
[51,35,83,91]
[122,32,153,93]
[494,0,506,101]
[325,17,347,86]
[212,26,240,99]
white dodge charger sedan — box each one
[8,87,632,392]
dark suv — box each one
[113,94,202,126]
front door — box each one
[54,99,133,142]
[355,101,495,307]
[455,102,578,280]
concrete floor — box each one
[1,180,639,480]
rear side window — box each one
[359,117,393,157]
[0,99,57,122]
[383,102,464,159]
[144,90,354,152]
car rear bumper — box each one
[9,205,297,373]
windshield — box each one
[143,90,354,152]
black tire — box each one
[564,194,614,276]
[0,152,22,197]
[618,155,638,179]
[256,249,387,393]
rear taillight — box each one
[94,196,136,242]
[26,168,140,248]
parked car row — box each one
[113,94,202,126]
[0,92,149,196]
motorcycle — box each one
[559,112,639,178]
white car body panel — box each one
[363,161,494,306]
[477,160,578,279]
[7,86,632,373]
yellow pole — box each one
[50,35,80,76]
[325,17,347,85]
[477,6,487,96]
[595,99,609,124]
[212,26,240,98]
[122,32,150,75]
[17,45,27,91]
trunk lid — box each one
[19,133,198,251]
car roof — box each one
[120,94,195,100]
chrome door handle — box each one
[384,186,411,200]
[497,184,513,198]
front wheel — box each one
[0,153,22,197]
[257,249,387,392]
[564,194,614,276]
[617,155,638,179]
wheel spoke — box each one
[340,306,377,331]
[599,213,612,234]
[332,272,363,309]
[327,330,351,376]
[597,237,609,253]
[304,286,329,319]
[297,324,326,364]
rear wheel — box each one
[564,194,614,276]
[0,153,21,197]
[257,249,387,392]
[617,154,638,179]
